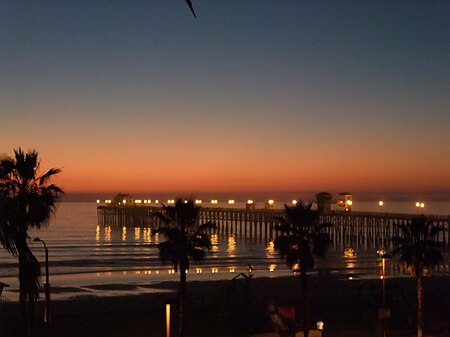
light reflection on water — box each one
[0,202,448,281]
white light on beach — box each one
[346,200,352,206]
[416,202,420,208]
[292,200,297,205]
[379,201,384,207]
[420,202,425,208]
[268,199,274,205]
[211,199,218,204]
[155,200,159,204]
[195,199,202,204]
[228,199,235,205]
[247,200,254,204]
[96,199,100,204]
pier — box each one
[97,205,449,248]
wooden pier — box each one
[97,206,449,247]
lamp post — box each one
[33,237,51,332]
[377,251,392,337]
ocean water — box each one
[0,201,448,294]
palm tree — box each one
[0,148,63,337]
[154,198,214,337]
[274,202,331,337]
[392,215,445,337]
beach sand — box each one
[1,273,449,337]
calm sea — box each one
[0,201,449,293]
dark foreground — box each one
[1,274,449,337]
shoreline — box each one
[1,273,449,337]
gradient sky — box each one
[1,1,449,198]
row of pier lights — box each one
[97,197,427,211]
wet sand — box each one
[1,273,449,337]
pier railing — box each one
[97,206,449,247]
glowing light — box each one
[416,202,420,207]
[228,199,235,205]
[377,249,386,256]
[268,199,274,205]
[346,200,352,206]
[166,304,171,337]
[195,199,202,204]
[269,264,276,272]
[292,200,298,205]
[379,201,384,206]
[211,199,218,204]
[247,199,254,204]
[96,199,100,204]
[420,202,425,208]
[155,199,159,204]
[348,276,353,280]
[344,247,356,258]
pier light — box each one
[96,199,100,204]
[247,199,254,204]
[378,201,384,207]
[292,200,298,205]
[228,199,235,205]
[415,202,425,209]
[269,264,276,272]
[155,199,159,204]
[195,199,202,204]
[147,200,152,203]
[346,200,352,206]
[268,199,274,205]
[211,199,218,204]
[122,199,127,204]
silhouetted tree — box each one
[0,148,63,337]
[392,215,445,337]
[154,198,214,337]
[274,202,331,337]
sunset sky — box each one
[1,1,449,199]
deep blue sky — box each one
[1,1,449,197]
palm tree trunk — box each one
[301,268,309,337]
[179,267,187,337]
[417,273,424,337]
[18,241,29,337]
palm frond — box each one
[185,0,196,17]
[39,168,62,186]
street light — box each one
[377,250,392,337]
[33,237,51,331]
